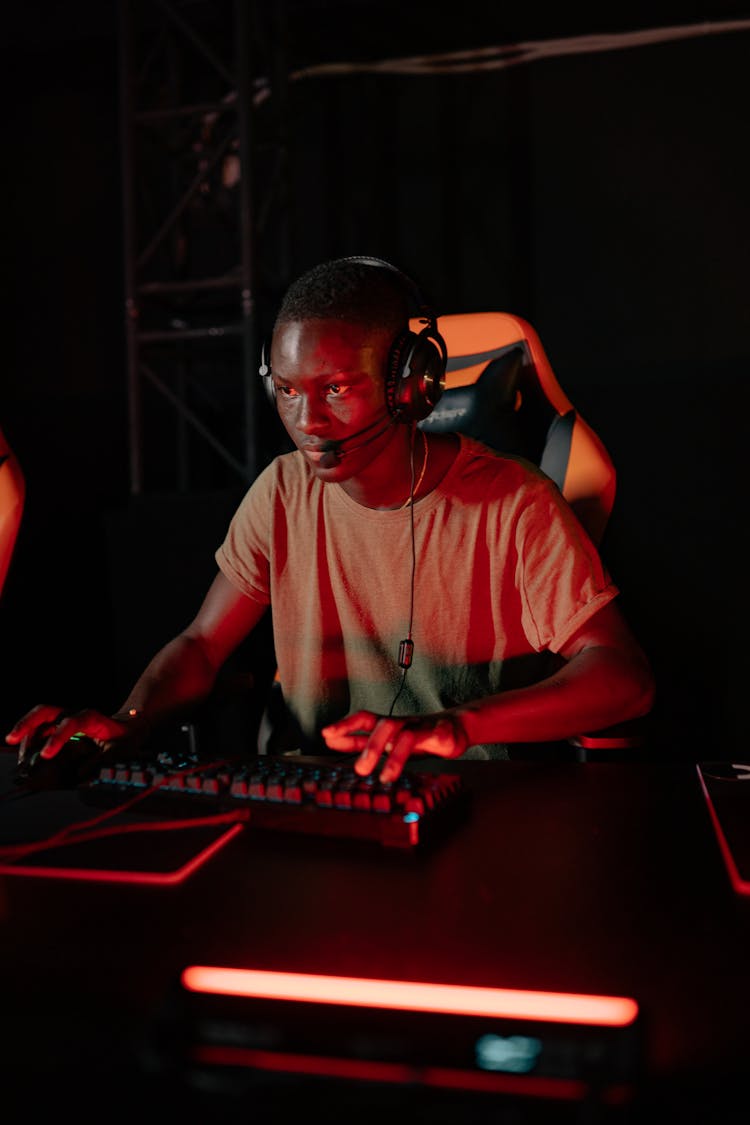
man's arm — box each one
[6,571,267,761]
[114,571,268,729]
[322,599,655,781]
[454,599,654,747]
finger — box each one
[17,730,58,767]
[37,716,88,760]
[18,722,66,767]
[321,729,370,751]
[324,735,370,753]
[322,710,377,738]
[321,711,378,751]
[376,716,466,782]
[353,745,380,776]
[6,704,65,745]
[354,719,403,778]
[378,729,416,783]
[38,711,122,760]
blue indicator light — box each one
[475,1033,543,1073]
[402,812,420,824]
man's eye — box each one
[277,384,298,398]
[326,383,346,396]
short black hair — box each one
[275,256,418,336]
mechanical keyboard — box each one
[86,754,470,849]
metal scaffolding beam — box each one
[117,0,288,495]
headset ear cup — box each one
[385,328,413,419]
[386,328,447,422]
[259,339,275,406]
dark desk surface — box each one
[1,753,748,1122]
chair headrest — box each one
[421,346,530,456]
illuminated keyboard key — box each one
[266,778,284,802]
[244,773,265,799]
[302,776,319,798]
[315,782,334,806]
[373,791,393,813]
[352,788,372,811]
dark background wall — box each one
[2,1,749,758]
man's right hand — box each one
[5,704,133,766]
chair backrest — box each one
[417,312,616,546]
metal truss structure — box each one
[118,0,290,495]
[117,2,728,497]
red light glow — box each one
[697,765,750,896]
[181,967,638,1027]
[0,823,244,885]
[189,1045,597,1101]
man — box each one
[7,257,654,782]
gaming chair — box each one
[419,311,643,758]
[419,312,615,548]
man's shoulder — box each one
[252,449,309,492]
[453,434,549,490]
[229,451,310,523]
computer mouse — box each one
[14,733,106,792]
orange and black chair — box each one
[419,311,645,759]
[419,311,615,548]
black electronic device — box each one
[147,965,642,1121]
[13,733,107,792]
[85,753,469,850]
[259,256,447,423]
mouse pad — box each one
[0,775,245,884]
[696,762,750,896]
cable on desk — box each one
[0,760,247,865]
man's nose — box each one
[296,395,329,434]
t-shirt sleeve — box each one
[513,476,619,653]
[215,462,276,605]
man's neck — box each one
[338,431,459,510]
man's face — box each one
[270,318,395,480]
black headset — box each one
[259,256,448,423]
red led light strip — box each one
[696,765,750,896]
[181,967,638,1027]
[0,824,244,885]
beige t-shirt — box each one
[216,435,618,751]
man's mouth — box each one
[302,444,340,468]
